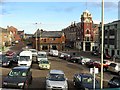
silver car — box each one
[46,70,68,90]
[108,63,120,75]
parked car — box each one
[78,56,91,65]
[91,51,100,56]
[85,60,95,68]
[49,49,59,56]
[2,66,32,89]
[2,54,18,67]
[29,49,38,56]
[108,63,120,75]
[68,56,81,63]
[18,50,32,67]
[46,69,68,90]
[93,60,114,72]
[103,53,111,59]
[6,51,16,59]
[73,73,100,90]
[37,51,47,62]
[108,76,120,88]
[58,52,67,59]
[63,53,71,60]
[39,60,50,70]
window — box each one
[86,30,89,34]
[117,50,119,55]
[52,38,56,41]
[44,39,46,42]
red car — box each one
[6,51,16,59]
[94,60,114,72]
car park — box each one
[108,76,120,88]
[39,60,50,70]
[108,63,120,75]
[46,69,68,90]
[73,73,100,90]
[37,51,47,62]
[2,66,32,89]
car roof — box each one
[12,66,30,70]
[38,51,46,54]
[50,70,64,74]
[76,73,93,78]
[29,49,37,51]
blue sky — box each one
[0,1,119,34]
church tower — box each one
[80,10,94,51]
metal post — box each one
[101,0,104,89]
[40,29,41,51]
[93,66,95,89]
[35,23,38,50]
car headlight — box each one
[3,82,7,85]
[85,88,89,90]
[18,83,24,86]
[7,61,10,64]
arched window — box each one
[86,30,90,34]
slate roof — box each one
[33,30,63,38]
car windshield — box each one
[112,78,120,83]
[82,77,93,84]
[8,69,27,77]
[38,54,47,58]
[39,60,49,64]
[31,50,37,53]
[19,56,30,61]
[48,74,65,81]
[1,55,8,61]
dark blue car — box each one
[73,73,100,90]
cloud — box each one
[46,6,78,13]
[89,2,118,9]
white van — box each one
[18,51,32,67]
[49,50,58,56]
[37,51,48,62]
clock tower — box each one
[80,10,94,51]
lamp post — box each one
[100,0,104,89]
[35,23,38,50]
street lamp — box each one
[35,23,38,50]
[100,0,104,89]
[35,23,41,51]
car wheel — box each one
[24,80,29,89]
[30,76,32,84]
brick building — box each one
[32,30,65,51]
[62,10,99,51]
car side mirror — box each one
[66,78,68,80]
[17,56,19,58]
